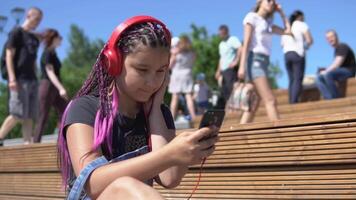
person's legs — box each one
[285,52,294,104]
[1,84,25,144]
[170,93,179,119]
[34,80,53,143]
[253,76,279,121]
[97,177,164,200]
[53,91,68,133]
[315,74,333,99]
[19,80,38,144]
[221,68,237,101]
[0,115,20,140]
[185,93,196,120]
[290,54,305,103]
[22,119,33,144]
[323,68,354,98]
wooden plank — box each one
[0,195,63,200]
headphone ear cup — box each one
[103,49,121,76]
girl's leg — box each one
[97,177,164,200]
[33,80,53,143]
[185,93,197,120]
[170,93,179,119]
[285,52,294,104]
[253,76,280,121]
[290,54,305,103]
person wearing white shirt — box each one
[281,10,313,103]
[238,0,291,124]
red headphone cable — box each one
[187,157,206,200]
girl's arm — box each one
[229,47,242,68]
[148,72,188,188]
[67,123,218,199]
[238,23,253,80]
[304,29,314,49]
[45,64,68,99]
[169,48,178,69]
[150,109,188,188]
[272,4,291,35]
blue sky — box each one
[1,0,356,89]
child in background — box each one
[194,73,211,115]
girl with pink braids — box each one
[58,16,219,200]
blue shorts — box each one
[67,146,151,200]
[245,52,270,82]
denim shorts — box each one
[66,145,151,200]
[245,52,270,82]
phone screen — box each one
[199,110,225,129]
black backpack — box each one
[0,42,8,80]
[1,27,24,80]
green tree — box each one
[189,24,221,90]
[62,24,105,68]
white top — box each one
[243,12,273,56]
[194,82,210,102]
[281,20,309,56]
[219,36,242,71]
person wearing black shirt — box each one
[0,7,43,146]
[316,30,356,99]
[33,29,68,143]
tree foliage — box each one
[62,24,105,68]
[189,24,221,90]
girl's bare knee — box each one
[111,176,141,191]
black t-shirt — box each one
[335,43,356,74]
[6,27,39,80]
[41,49,61,80]
[64,95,175,160]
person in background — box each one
[238,0,291,124]
[193,73,211,115]
[168,35,197,120]
[33,29,68,143]
[281,10,313,104]
[215,25,242,109]
[315,30,356,99]
[0,7,43,146]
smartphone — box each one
[199,110,225,129]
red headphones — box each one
[102,15,171,76]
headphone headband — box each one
[103,16,171,76]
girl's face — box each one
[116,45,170,103]
[260,0,276,14]
[53,36,62,48]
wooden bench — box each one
[192,95,356,127]
[158,113,356,199]
[1,113,356,199]
[267,78,356,107]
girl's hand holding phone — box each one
[164,126,219,166]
